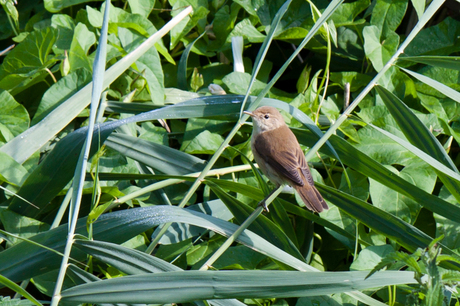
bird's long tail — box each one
[294,184,328,213]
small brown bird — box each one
[244,106,328,213]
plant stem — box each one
[199,185,284,271]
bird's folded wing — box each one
[254,131,304,186]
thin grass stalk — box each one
[238,0,293,116]
[149,0,344,252]
[117,164,251,208]
[50,3,110,305]
[304,0,445,162]
[199,186,284,271]
[50,187,73,229]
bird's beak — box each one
[243,110,254,117]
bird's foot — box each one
[258,201,270,213]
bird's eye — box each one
[264,114,270,119]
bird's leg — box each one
[257,185,284,213]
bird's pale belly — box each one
[251,142,287,187]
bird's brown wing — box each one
[254,126,305,186]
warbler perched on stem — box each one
[244,106,328,213]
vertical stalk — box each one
[50,2,110,305]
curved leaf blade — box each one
[60,270,416,304]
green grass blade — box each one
[375,85,457,169]
[0,274,43,306]
[398,55,460,71]
[368,123,460,182]
[74,239,246,306]
[317,184,432,251]
[105,133,206,175]
[51,2,111,301]
[293,129,460,222]
[60,270,416,304]
[74,239,182,274]
[177,31,206,90]
[375,85,460,202]
[400,67,460,104]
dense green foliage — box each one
[1,0,460,305]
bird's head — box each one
[244,106,286,133]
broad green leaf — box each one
[184,130,226,155]
[232,0,262,18]
[370,0,408,39]
[227,19,266,43]
[51,14,75,54]
[369,161,436,224]
[32,69,92,124]
[223,72,293,99]
[118,27,165,105]
[354,126,415,165]
[0,27,58,94]
[170,0,209,49]
[350,245,394,271]
[363,26,399,71]
[338,168,369,201]
[181,118,234,152]
[127,0,155,18]
[69,23,96,73]
[330,0,369,27]
[329,71,373,92]
[0,152,29,186]
[405,17,460,56]
[134,44,165,105]
[44,0,94,13]
[369,122,460,183]
[60,270,417,304]
[208,5,239,51]
[0,91,29,141]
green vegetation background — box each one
[1,0,460,305]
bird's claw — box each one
[258,201,270,213]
